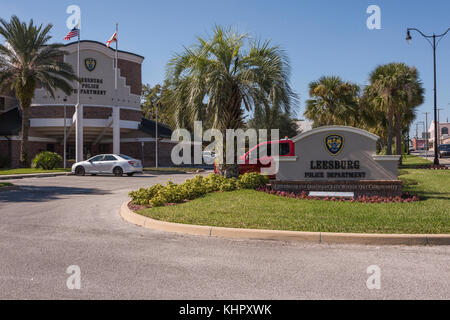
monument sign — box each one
[274,126,402,197]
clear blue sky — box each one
[2,0,450,136]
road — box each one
[411,150,450,165]
[0,174,449,300]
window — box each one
[279,143,291,156]
[89,155,104,162]
[103,155,118,161]
[248,142,291,160]
[119,154,133,160]
[442,127,449,135]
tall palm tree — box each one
[304,76,360,127]
[166,26,297,177]
[365,63,423,156]
[392,66,424,159]
[0,16,77,166]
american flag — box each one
[64,28,79,41]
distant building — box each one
[413,138,427,150]
[0,40,176,168]
[428,122,450,148]
[296,119,313,133]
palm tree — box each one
[392,66,424,159]
[304,76,360,127]
[0,16,77,166]
[166,26,296,177]
[365,63,423,156]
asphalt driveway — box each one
[0,174,449,299]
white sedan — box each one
[202,151,217,165]
[72,154,143,177]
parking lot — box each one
[0,174,449,299]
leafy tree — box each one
[304,76,360,127]
[166,26,296,177]
[0,16,77,166]
[141,82,174,128]
[248,109,299,139]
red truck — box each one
[214,139,295,178]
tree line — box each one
[0,15,424,172]
[143,27,425,168]
[304,65,424,158]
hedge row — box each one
[129,173,269,207]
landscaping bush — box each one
[129,173,269,207]
[203,174,227,192]
[238,172,269,189]
[219,178,238,192]
[179,176,208,200]
[129,184,164,205]
[31,151,62,170]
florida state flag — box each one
[106,32,117,47]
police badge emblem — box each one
[325,134,344,156]
[85,58,97,72]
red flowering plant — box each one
[256,187,420,203]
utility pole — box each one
[437,108,444,145]
[155,103,159,168]
[424,112,431,158]
[418,121,425,152]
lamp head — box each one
[406,30,412,44]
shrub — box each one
[180,176,208,200]
[129,173,269,207]
[31,151,62,170]
[129,184,164,205]
[203,174,227,192]
[219,178,238,192]
[238,173,269,189]
[155,181,187,205]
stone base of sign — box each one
[271,180,403,198]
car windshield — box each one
[118,154,133,160]
[440,145,450,151]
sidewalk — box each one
[0,172,72,181]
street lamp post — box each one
[63,98,67,169]
[406,27,450,165]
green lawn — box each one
[0,168,70,175]
[400,154,432,168]
[138,156,450,234]
[0,182,13,188]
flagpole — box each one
[115,23,118,91]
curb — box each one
[120,202,450,246]
[0,172,72,181]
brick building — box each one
[0,40,176,168]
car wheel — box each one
[113,167,123,177]
[75,166,85,176]
[127,173,134,177]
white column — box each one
[75,104,84,162]
[113,107,120,154]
